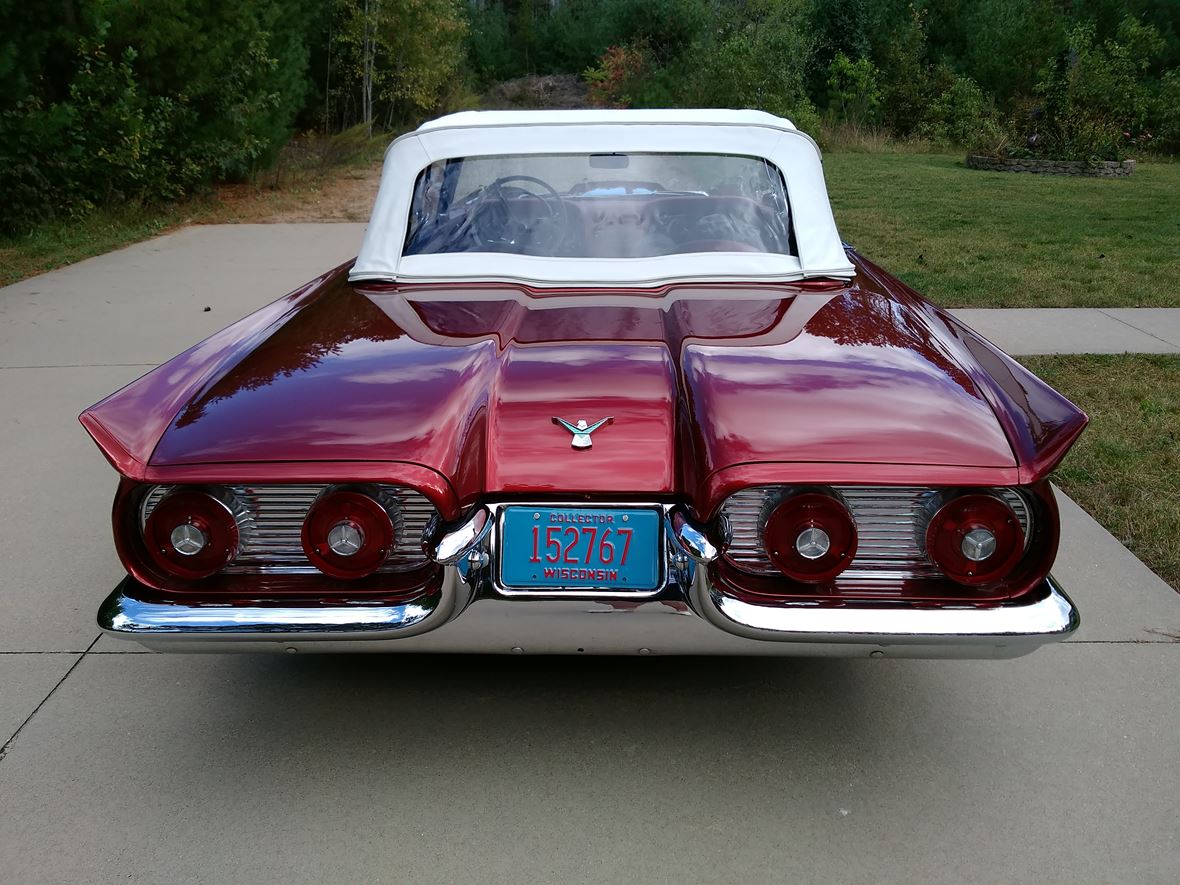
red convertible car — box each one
[83,110,1086,657]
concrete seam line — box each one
[0,363,160,370]
[0,634,100,763]
[1064,639,1180,645]
[0,649,150,655]
[1095,309,1180,350]
[0,650,93,655]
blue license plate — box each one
[499,507,662,591]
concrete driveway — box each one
[1,225,1177,884]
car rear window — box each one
[403,152,793,259]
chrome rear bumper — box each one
[99,506,1079,658]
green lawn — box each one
[0,205,196,288]
[1019,354,1179,591]
[826,153,1180,308]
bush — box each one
[584,44,651,109]
[0,35,189,235]
[918,69,1003,148]
[873,2,932,135]
[826,52,881,126]
[1014,17,1166,162]
[0,1,324,232]
[1157,69,1180,154]
[612,0,820,133]
[465,3,515,86]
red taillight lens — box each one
[301,487,396,580]
[143,488,242,580]
[925,493,1025,586]
[763,491,858,583]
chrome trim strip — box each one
[141,483,437,575]
[103,575,1078,658]
[99,567,472,640]
[689,571,1078,647]
[427,506,492,565]
[670,509,719,563]
[719,485,1032,580]
[99,504,1078,659]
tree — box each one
[333,0,467,134]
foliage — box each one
[584,44,651,109]
[0,0,323,233]
[959,0,1065,102]
[1013,17,1166,162]
[101,0,321,179]
[0,31,188,234]
[826,52,881,126]
[872,2,933,135]
[463,0,706,86]
[1157,69,1180,154]
[330,0,467,133]
[5,0,1180,239]
[918,67,1003,149]
[581,0,820,132]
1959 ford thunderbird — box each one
[83,110,1086,657]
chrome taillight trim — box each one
[140,484,436,575]
[719,486,1031,581]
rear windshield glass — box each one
[403,153,792,259]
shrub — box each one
[1017,17,1166,162]
[826,52,881,126]
[0,35,188,235]
[873,3,932,135]
[919,69,1002,148]
[584,43,650,109]
[1157,69,1180,154]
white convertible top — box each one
[350,109,855,287]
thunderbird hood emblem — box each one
[553,416,613,449]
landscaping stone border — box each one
[966,155,1135,177]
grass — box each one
[1019,354,1179,591]
[826,153,1180,308]
[0,204,200,288]
[5,144,1179,305]
[0,125,387,288]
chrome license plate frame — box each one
[496,505,664,596]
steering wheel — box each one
[468,175,568,254]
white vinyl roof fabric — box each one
[350,110,855,287]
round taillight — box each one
[143,488,243,580]
[925,494,1025,586]
[763,491,858,583]
[301,487,396,579]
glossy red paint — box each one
[79,262,348,480]
[853,252,1089,486]
[81,251,1086,526]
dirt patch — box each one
[483,74,591,110]
[204,161,383,224]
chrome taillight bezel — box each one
[923,492,1026,587]
[717,484,1042,597]
[300,484,403,580]
[118,481,440,595]
[761,488,858,583]
[137,483,434,577]
[141,486,250,580]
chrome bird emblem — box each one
[552,416,613,449]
